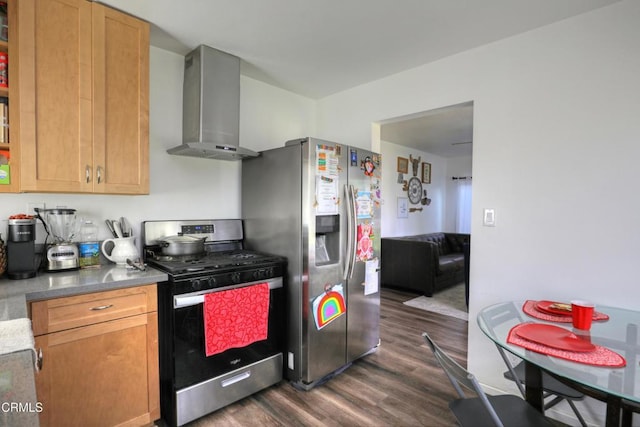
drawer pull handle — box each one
[90,304,114,311]
[221,371,251,387]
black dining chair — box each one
[481,302,588,427]
[422,332,554,427]
[621,399,640,427]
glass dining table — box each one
[477,301,640,427]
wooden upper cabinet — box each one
[17,0,92,193]
[92,3,149,194]
[16,0,149,194]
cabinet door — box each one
[17,0,93,192]
[16,0,149,194]
[92,3,149,194]
[34,312,159,427]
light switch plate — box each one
[483,208,496,226]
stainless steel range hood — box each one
[167,45,258,160]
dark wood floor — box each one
[188,288,468,426]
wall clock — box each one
[407,177,423,204]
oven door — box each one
[172,277,284,390]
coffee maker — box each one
[36,208,80,271]
[7,218,38,279]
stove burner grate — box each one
[229,253,257,260]
[145,248,285,276]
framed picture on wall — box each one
[397,197,408,218]
[397,157,408,174]
[421,162,431,184]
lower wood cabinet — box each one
[30,285,159,427]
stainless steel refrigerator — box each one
[242,137,382,390]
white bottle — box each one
[78,220,100,268]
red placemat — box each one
[508,322,626,367]
[523,300,609,323]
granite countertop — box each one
[0,265,168,321]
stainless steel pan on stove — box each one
[156,235,207,256]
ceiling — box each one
[98,0,618,156]
[381,102,474,158]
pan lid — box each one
[158,234,207,244]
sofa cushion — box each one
[410,233,450,255]
[434,234,450,255]
[439,253,464,274]
[446,235,461,253]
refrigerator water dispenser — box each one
[315,215,340,266]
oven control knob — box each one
[253,270,263,280]
[231,272,241,283]
[207,277,216,287]
[192,279,202,291]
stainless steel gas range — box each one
[142,219,287,427]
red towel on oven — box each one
[204,283,270,357]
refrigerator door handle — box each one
[343,184,358,280]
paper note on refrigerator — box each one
[316,145,339,178]
[311,284,346,330]
[315,175,339,215]
[364,258,379,296]
[355,191,372,219]
[356,223,374,261]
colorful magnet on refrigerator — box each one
[361,156,375,176]
[357,223,374,261]
[312,284,346,330]
[350,148,358,166]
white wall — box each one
[380,141,449,237]
[240,77,317,151]
[315,2,640,425]
[0,46,315,246]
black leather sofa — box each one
[381,232,470,297]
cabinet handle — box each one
[90,304,113,311]
[36,348,43,371]
[97,166,103,184]
[85,166,91,183]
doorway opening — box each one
[375,100,474,335]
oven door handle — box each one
[174,277,283,309]
[174,295,205,309]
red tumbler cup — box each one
[571,300,594,330]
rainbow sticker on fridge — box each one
[312,284,346,330]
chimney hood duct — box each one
[167,45,258,160]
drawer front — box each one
[31,284,157,336]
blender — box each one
[36,208,80,271]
